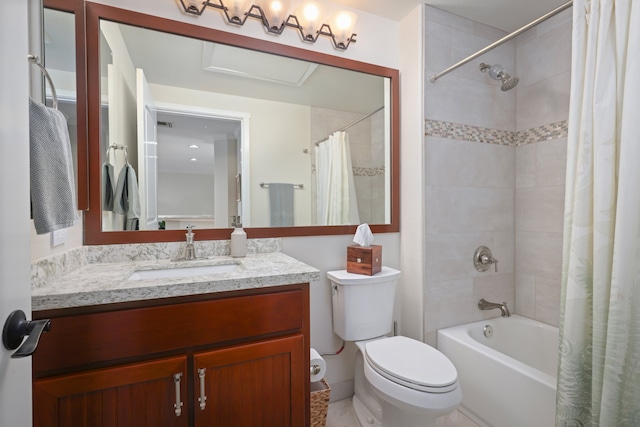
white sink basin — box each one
[128,263,239,280]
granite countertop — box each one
[32,252,320,311]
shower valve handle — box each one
[474,246,498,273]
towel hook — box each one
[107,144,129,165]
[28,54,58,110]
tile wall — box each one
[514,9,572,326]
[423,6,572,342]
[423,5,516,344]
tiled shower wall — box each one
[423,6,516,345]
[514,9,572,326]
[423,6,572,343]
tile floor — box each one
[326,398,479,427]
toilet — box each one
[328,267,462,427]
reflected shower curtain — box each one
[315,131,360,225]
[556,1,640,425]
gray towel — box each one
[29,98,79,235]
[102,162,116,211]
[268,183,294,226]
[114,163,141,229]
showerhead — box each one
[480,63,519,91]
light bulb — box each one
[257,0,291,29]
[330,11,357,47]
[295,1,326,40]
[303,4,319,21]
[335,12,353,30]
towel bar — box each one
[259,182,304,189]
[28,54,58,110]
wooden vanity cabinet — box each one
[32,284,310,427]
[33,356,189,427]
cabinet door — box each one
[194,335,305,427]
[34,356,188,427]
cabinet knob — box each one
[2,310,51,358]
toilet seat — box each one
[365,336,458,393]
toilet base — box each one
[380,400,440,427]
[353,394,442,427]
[352,395,381,427]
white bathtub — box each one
[437,315,559,427]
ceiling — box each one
[333,0,570,33]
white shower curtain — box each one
[556,1,640,425]
[315,131,360,225]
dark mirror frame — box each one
[83,3,399,245]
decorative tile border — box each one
[425,119,514,146]
[515,121,569,145]
[352,166,385,177]
[425,119,569,146]
[311,166,385,176]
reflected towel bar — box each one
[260,182,304,189]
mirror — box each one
[84,4,399,244]
[43,0,89,211]
[42,7,78,196]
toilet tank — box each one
[328,267,401,341]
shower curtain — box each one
[315,131,360,225]
[556,1,640,425]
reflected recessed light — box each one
[189,158,198,162]
[189,144,199,149]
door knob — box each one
[2,310,51,358]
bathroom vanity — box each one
[31,253,319,427]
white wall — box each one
[157,172,214,215]
[150,84,312,227]
[398,4,426,343]
[101,21,138,231]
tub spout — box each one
[478,298,511,317]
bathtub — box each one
[437,315,559,427]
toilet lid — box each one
[365,336,458,393]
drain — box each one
[483,325,493,338]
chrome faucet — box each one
[478,298,511,317]
[180,225,197,260]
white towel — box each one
[29,98,79,235]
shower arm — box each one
[429,0,573,83]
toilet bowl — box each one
[328,268,461,427]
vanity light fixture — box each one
[189,157,198,161]
[189,144,200,149]
[178,0,357,50]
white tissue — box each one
[353,223,374,247]
[310,348,327,382]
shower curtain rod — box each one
[429,0,573,83]
[314,106,385,146]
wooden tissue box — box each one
[347,245,382,276]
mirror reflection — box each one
[96,19,391,232]
[43,8,78,196]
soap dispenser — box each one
[230,216,247,258]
